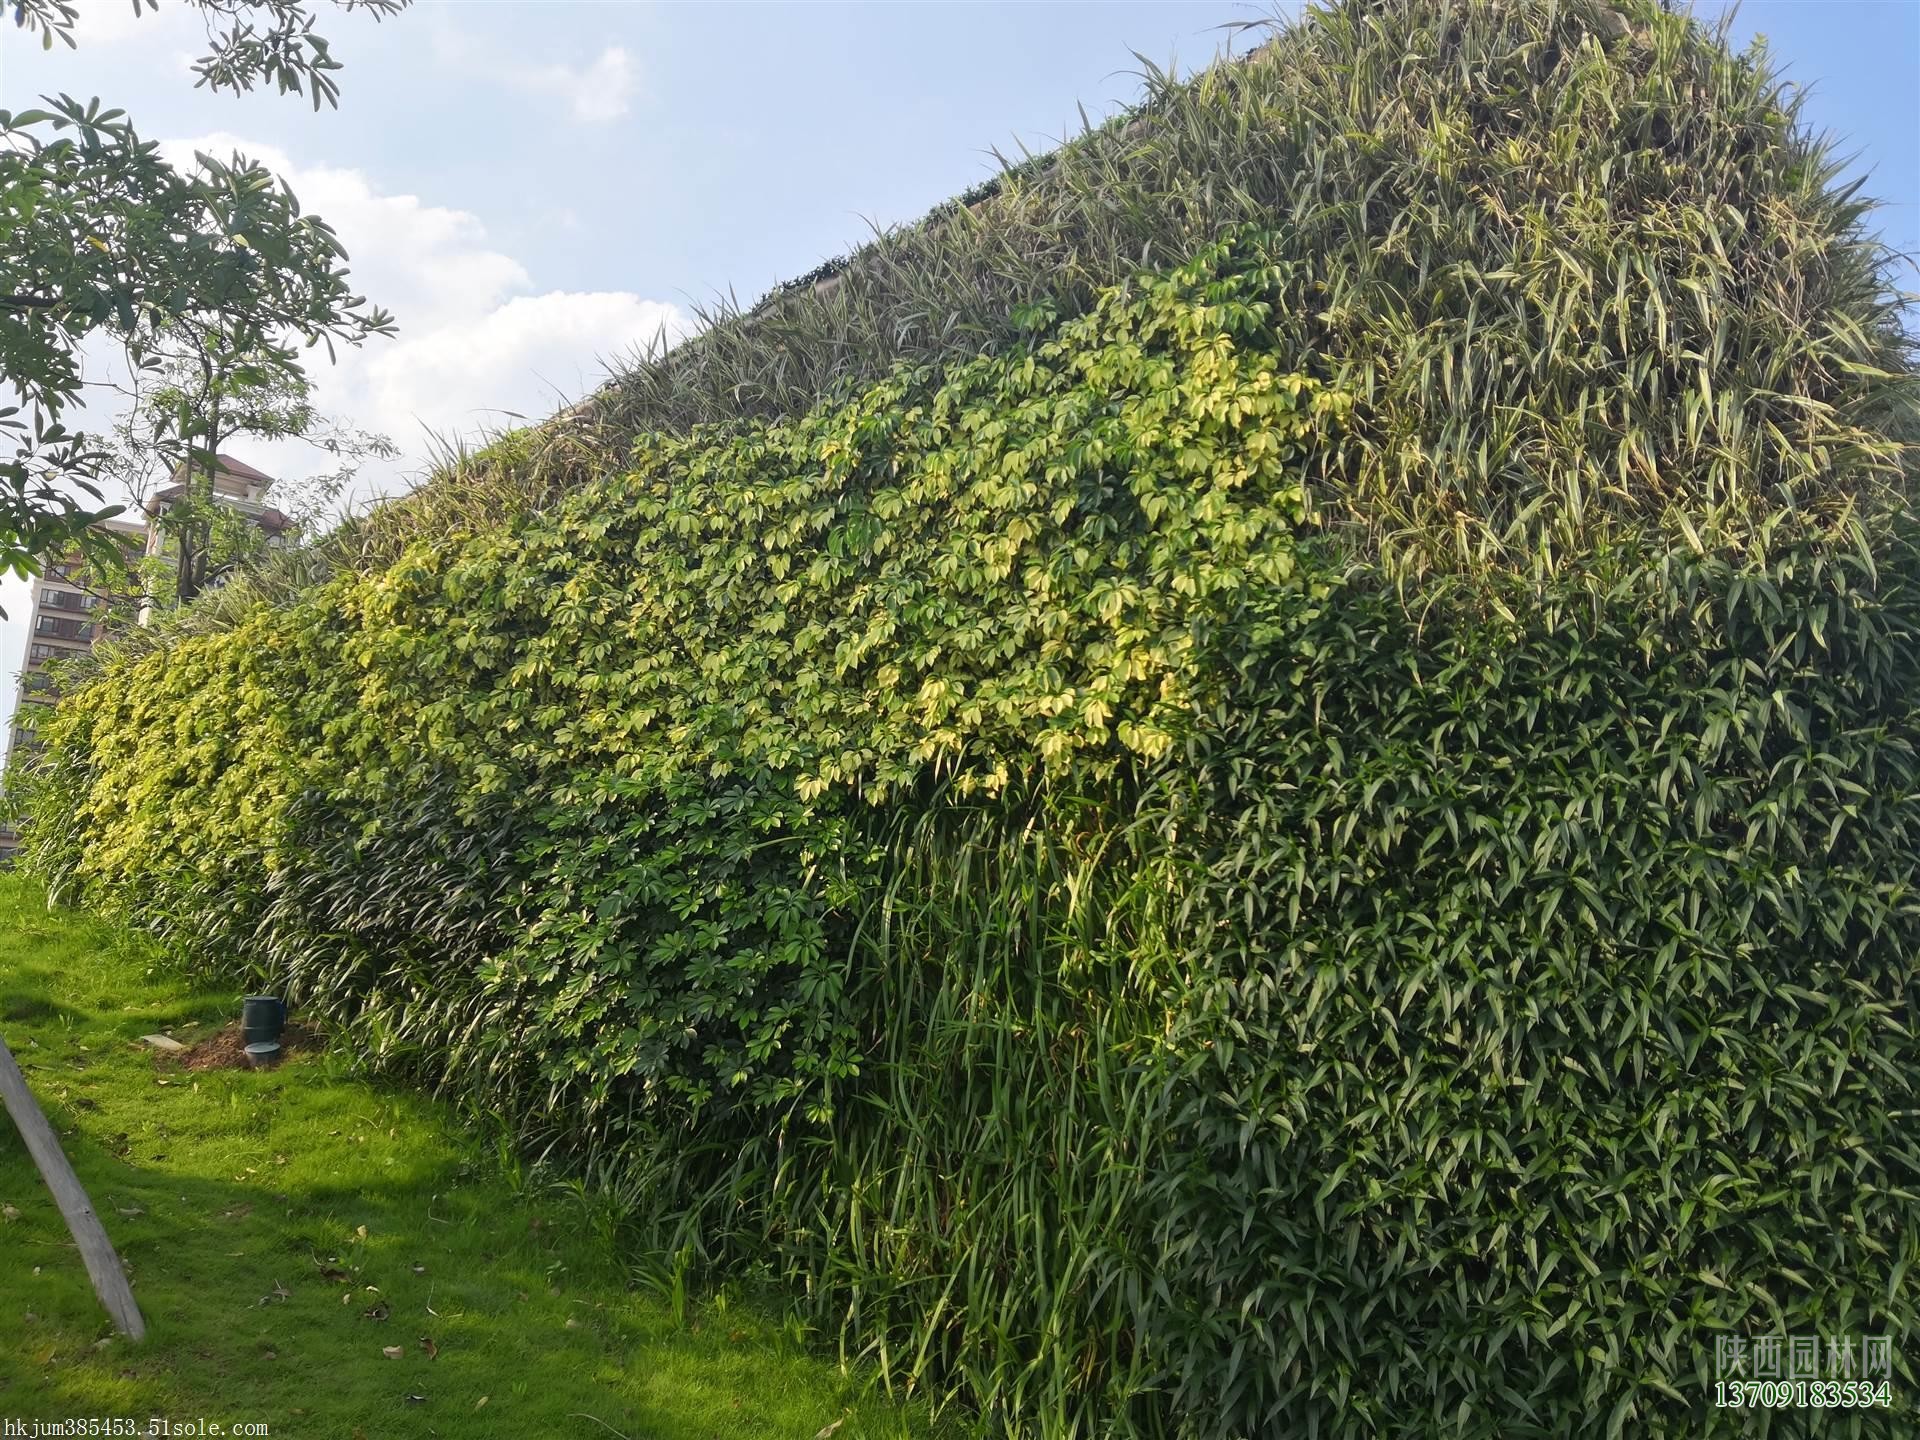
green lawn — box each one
[0,874,936,1439]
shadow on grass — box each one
[0,881,934,1439]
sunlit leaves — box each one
[23,233,1336,1135]
[16,3,1920,1436]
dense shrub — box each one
[1142,548,1920,1433]
[26,234,1343,1123]
[165,0,1908,592]
[19,1,1920,1436]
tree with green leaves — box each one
[97,327,397,610]
[0,0,408,602]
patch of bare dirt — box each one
[176,1019,324,1071]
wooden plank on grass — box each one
[0,1033,146,1340]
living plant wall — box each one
[19,2,1920,1435]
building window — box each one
[34,615,90,641]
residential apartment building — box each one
[0,453,286,864]
[138,452,293,624]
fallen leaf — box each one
[419,1336,438,1360]
[361,1301,391,1322]
[115,1205,144,1218]
[381,1346,403,1360]
[410,1263,427,1275]
[1,1205,19,1223]
[354,1224,368,1242]
[475,1396,489,1410]
[815,1419,847,1440]
[404,1393,427,1405]
[564,1316,579,1330]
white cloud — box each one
[157,135,534,334]
[352,291,686,490]
[150,134,689,493]
[563,48,638,126]
[430,28,639,126]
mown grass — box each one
[0,874,937,1439]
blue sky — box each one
[1,0,1916,733]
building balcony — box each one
[34,614,96,643]
[39,586,105,612]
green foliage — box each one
[102,337,397,609]
[572,537,1920,1438]
[26,233,1340,1125]
[0,1,403,589]
[347,0,1915,582]
[10,0,411,111]
[18,2,1920,1436]
[1139,544,1920,1434]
